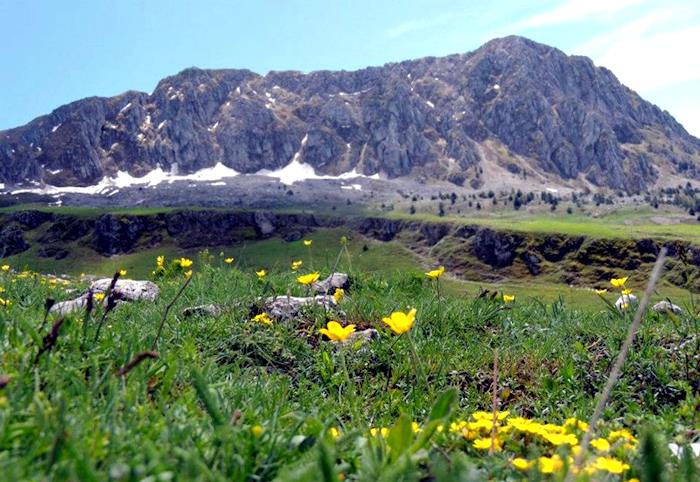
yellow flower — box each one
[370,427,390,438]
[425,266,445,279]
[538,454,564,474]
[291,260,303,271]
[542,432,578,446]
[184,270,193,279]
[622,288,632,295]
[329,427,341,439]
[564,417,589,431]
[512,458,534,471]
[595,289,608,295]
[256,269,267,279]
[156,255,165,267]
[472,411,510,421]
[0,287,4,293]
[224,257,234,264]
[297,272,320,285]
[593,456,630,474]
[252,313,273,325]
[473,437,502,451]
[94,293,106,302]
[0,298,11,307]
[608,429,636,443]
[118,269,127,276]
[1,265,9,272]
[319,321,356,342]
[251,425,264,437]
[333,288,345,303]
[610,277,628,288]
[591,438,611,451]
[303,239,313,247]
[382,308,416,334]
[177,258,194,268]
[340,235,348,245]
[503,294,515,303]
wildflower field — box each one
[0,238,699,481]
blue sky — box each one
[1,0,699,135]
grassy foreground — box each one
[0,240,699,481]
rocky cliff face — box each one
[1,36,699,192]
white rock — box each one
[263,295,336,320]
[90,278,160,302]
[651,300,683,314]
[313,272,350,294]
[669,442,700,458]
[615,294,638,310]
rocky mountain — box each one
[1,35,699,193]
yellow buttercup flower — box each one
[0,298,11,307]
[297,272,320,285]
[328,427,341,439]
[595,289,608,295]
[118,269,127,276]
[621,288,632,295]
[184,270,193,279]
[256,269,267,280]
[177,258,194,268]
[538,454,564,474]
[251,425,264,437]
[503,294,515,303]
[370,427,390,438]
[319,321,356,342]
[593,456,630,474]
[564,417,589,431]
[382,308,416,334]
[94,293,106,302]
[608,429,636,443]
[472,411,510,421]
[156,255,165,267]
[252,313,273,325]
[291,260,303,271]
[610,277,628,288]
[1,265,9,272]
[473,437,502,451]
[224,257,234,264]
[303,239,312,247]
[333,288,344,303]
[425,266,445,279]
[591,438,611,451]
[512,458,534,471]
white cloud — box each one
[570,5,700,135]
[578,17,700,93]
[518,0,648,28]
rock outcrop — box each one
[1,36,698,193]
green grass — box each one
[387,206,700,243]
[5,225,693,312]
[0,240,698,480]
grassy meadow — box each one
[0,234,699,480]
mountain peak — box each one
[1,37,698,193]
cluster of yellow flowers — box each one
[252,313,273,325]
[366,411,636,477]
[152,256,193,278]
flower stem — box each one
[405,331,426,386]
